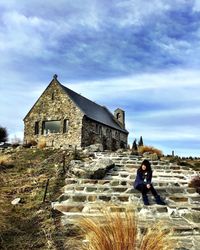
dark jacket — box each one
[134,169,152,189]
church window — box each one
[51,92,55,101]
[63,119,69,133]
[99,126,102,136]
[116,113,121,119]
[106,128,111,137]
[95,124,99,133]
[42,120,61,134]
[34,122,39,135]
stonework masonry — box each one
[24,77,128,150]
[24,80,83,148]
[82,116,128,150]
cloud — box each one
[0,0,200,156]
[1,0,200,81]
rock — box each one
[84,144,103,153]
[69,158,114,179]
[150,153,159,161]
[11,198,21,205]
[88,159,115,179]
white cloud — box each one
[66,68,200,101]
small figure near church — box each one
[134,159,166,206]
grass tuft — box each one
[76,208,173,250]
[138,145,163,156]
[0,155,12,166]
[37,138,46,149]
[189,175,200,194]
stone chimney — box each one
[114,108,125,129]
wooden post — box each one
[172,150,174,157]
[43,179,49,203]
[62,153,66,173]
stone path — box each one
[52,152,200,250]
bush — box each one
[138,145,163,157]
[0,127,8,143]
[37,138,46,149]
[189,176,200,194]
[24,140,37,148]
[76,209,173,250]
[0,155,12,166]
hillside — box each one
[0,147,76,250]
[0,146,200,249]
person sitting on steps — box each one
[134,159,166,206]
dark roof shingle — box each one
[60,84,128,133]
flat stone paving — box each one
[52,152,200,250]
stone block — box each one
[86,187,97,192]
[99,196,111,202]
[73,196,87,202]
[118,196,129,202]
[169,196,188,202]
[110,180,120,186]
[88,195,97,202]
[113,187,128,192]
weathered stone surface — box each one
[69,158,115,179]
[83,144,104,152]
[53,153,200,248]
[24,79,128,150]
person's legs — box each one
[149,184,158,197]
[149,184,166,205]
[136,184,150,205]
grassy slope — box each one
[0,149,199,250]
[0,147,73,250]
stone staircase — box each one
[52,152,200,250]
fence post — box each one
[43,178,49,203]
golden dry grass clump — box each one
[37,138,46,149]
[0,155,12,166]
[138,145,163,157]
[76,209,172,250]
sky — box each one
[0,0,200,156]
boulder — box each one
[88,159,115,179]
[69,158,115,179]
[84,144,103,153]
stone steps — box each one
[53,154,200,249]
[65,178,192,188]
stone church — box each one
[24,75,129,150]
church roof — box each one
[60,84,128,133]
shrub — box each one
[132,139,138,151]
[0,155,12,166]
[76,209,172,250]
[24,140,37,148]
[0,127,8,143]
[189,176,200,194]
[37,138,46,149]
[138,145,163,157]
[138,136,144,147]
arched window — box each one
[63,119,69,133]
[34,122,39,135]
[99,126,102,136]
[116,113,121,119]
[51,92,55,101]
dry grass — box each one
[76,209,172,250]
[139,222,172,250]
[0,155,12,166]
[0,147,73,249]
[189,175,200,194]
[138,145,163,156]
[37,138,46,149]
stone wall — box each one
[24,80,84,148]
[81,116,128,150]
